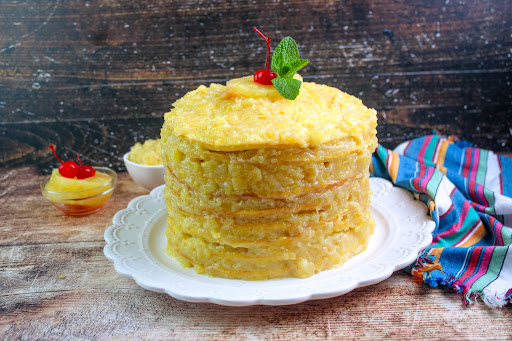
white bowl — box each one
[123,152,165,191]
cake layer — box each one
[163,146,373,197]
[166,206,371,248]
[163,82,377,150]
[166,190,370,231]
[162,131,377,164]
[165,217,374,280]
[164,172,370,217]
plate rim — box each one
[104,177,435,306]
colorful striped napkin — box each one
[371,135,511,307]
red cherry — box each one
[77,165,96,179]
[58,160,79,178]
[253,28,276,85]
[254,69,277,85]
[50,144,79,178]
[76,153,96,179]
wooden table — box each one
[1,167,511,340]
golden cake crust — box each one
[163,80,377,151]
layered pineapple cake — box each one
[160,75,378,280]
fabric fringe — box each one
[481,288,512,308]
[412,251,511,307]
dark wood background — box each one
[1,0,511,173]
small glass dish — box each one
[41,167,118,215]
[123,152,165,191]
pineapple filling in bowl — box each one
[128,139,162,165]
[41,167,117,215]
[123,138,165,191]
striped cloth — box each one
[371,135,512,307]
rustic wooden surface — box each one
[0,166,510,341]
[1,0,511,172]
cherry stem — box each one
[76,153,83,167]
[254,28,271,71]
[49,144,63,164]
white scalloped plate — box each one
[104,177,435,306]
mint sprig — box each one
[270,37,309,100]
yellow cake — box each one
[160,75,378,280]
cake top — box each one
[163,75,377,151]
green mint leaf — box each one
[281,59,310,79]
[271,37,300,76]
[265,35,310,100]
[271,77,302,100]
